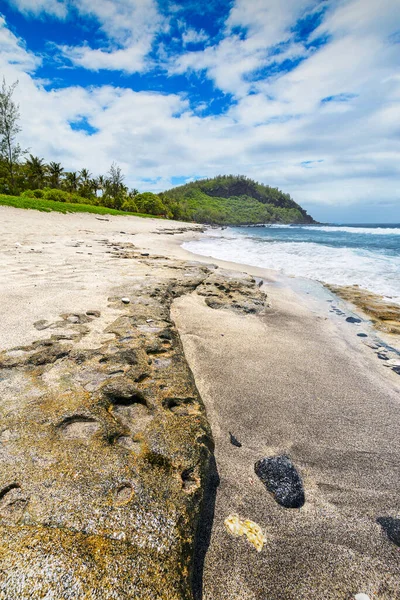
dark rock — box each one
[229,432,242,447]
[357,333,368,337]
[33,320,50,331]
[254,455,305,508]
[377,353,389,360]
[377,517,400,547]
[392,366,400,375]
[346,316,362,324]
[102,378,148,407]
[86,310,101,318]
[28,344,70,366]
[159,329,173,340]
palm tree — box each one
[48,161,64,188]
[64,171,80,193]
[25,154,45,189]
[79,168,91,185]
[95,175,106,197]
[78,168,93,198]
[90,177,101,197]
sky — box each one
[1,0,400,223]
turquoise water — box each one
[183,224,400,303]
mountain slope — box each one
[160,175,315,225]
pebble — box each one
[363,341,380,349]
[224,514,266,552]
[355,594,370,600]
[146,319,154,323]
[121,297,130,304]
[229,432,242,448]
[383,359,400,368]
[346,316,362,323]
[254,455,305,509]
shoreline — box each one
[174,228,400,372]
[0,206,399,598]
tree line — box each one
[0,78,179,217]
[0,77,314,225]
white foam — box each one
[268,224,400,235]
[183,234,400,304]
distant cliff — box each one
[159,175,315,225]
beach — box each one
[0,206,399,599]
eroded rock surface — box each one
[196,270,267,314]
[326,285,400,335]
[0,255,267,599]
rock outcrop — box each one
[0,253,267,599]
[326,285,400,335]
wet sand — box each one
[1,206,399,599]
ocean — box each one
[183,223,400,304]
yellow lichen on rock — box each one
[224,514,266,552]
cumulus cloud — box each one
[169,0,318,97]
[0,15,40,73]
[182,28,208,46]
[1,0,400,221]
[66,0,164,73]
[6,0,67,19]
[11,0,165,73]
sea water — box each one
[183,224,400,304]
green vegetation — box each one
[0,193,155,218]
[160,175,315,225]
[0,78,315,224]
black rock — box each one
[229,432,242,448]
[377,353,389,360]
[357,333,368,338]
[393,366,400,375]
[254,455,305,508]
[346,316,362,323]
[377,517,400,547]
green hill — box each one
[160,175,315,225]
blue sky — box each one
[1,0,400,222]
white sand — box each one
[1,205,400,599]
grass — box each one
[0,194,158,219]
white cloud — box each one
[0,15,40,73]
[182,28,208,46]
[7,0,165,73]
[6,0,67,19]
[61,0,164,73]
[169,0,317,97]
[0,1,399,221]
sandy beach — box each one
[0,206,399,599]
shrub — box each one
[135,192,167,216]
[44,188,68,202]
[121,198,138,213]
[21,189,44,199]
[70,193,94,205]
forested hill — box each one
[160,175,315,225]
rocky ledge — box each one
[326,284,400,336]
[0,251,267,599]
